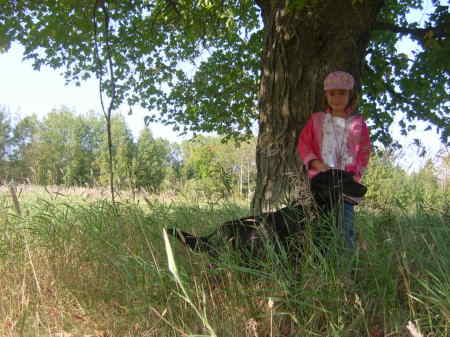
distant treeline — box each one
[2,105,448,205]
[0,106,257,197]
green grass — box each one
[0,188,448,337]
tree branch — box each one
[93,0,117,203]
[254,0,265,9]
[164,0,181,16]
[363,61,407,103]
[374,21,450,41]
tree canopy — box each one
[1,0,447,145]
[1,0,449,210]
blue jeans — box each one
[342,202,356,249]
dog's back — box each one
[166,204,308,258]
[166,169,367,260]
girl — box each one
[297,71,371,249]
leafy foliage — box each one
[134,128,171,192]
[363,150,448,213]
[8,114,39,181]
[27,108,104,185]
[1,0,261,140]
[97,115,135,189]
[0,106,13,182]
[1,0,448,146]
[181,135,256,199]
[363,1,449,146]
[0,106,12,161]
[1,108,258,198]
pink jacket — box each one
[297,111,371,182]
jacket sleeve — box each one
[355,121,371,177]
[297,117,319,169]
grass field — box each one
[0,185,448,337]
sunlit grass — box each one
[0,186,448,336]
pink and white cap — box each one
[324,71,354,90]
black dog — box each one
[166,169,367,260]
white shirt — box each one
[321,114,353,170]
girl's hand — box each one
[310,159,330,172]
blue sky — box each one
[0,1,446,172]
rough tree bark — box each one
[252,0,384,213]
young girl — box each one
[297,71,371,249]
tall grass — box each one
[0,183,448,336]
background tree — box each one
[409,158,447,210]
[133,128,171,193]
[233,137,257,200]
[363,151,409,211]
[436,152,450,189]
[9,114,39,182]
[194,136,257,199]
[31,109,72,185]
[164,142,185,190]
[25,108,101,185]
[64,113,104,186]
[180,136,257,199]
[95,115,134,190]
[181,136,231,199]
[0,106,13,182]
[1,0,448,210]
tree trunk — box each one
[252,0,384,213]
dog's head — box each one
[310,169,367,210]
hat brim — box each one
[324,85,353,91]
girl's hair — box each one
[323,89,359,112]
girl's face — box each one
[325,89,350,113]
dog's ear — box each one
[311,169,347,189]
[310,172,329,194]
[310,170,338,207]
[330,170,367,198]
[311,169,336,186]
[311,169,367,198]
[343,180,367,198]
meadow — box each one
[0,173,448,337]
